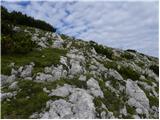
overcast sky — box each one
[1,0,159,57]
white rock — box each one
[43,87,50,93]
[44,67,52,74]
[105,69,123,80]
[11,68,18,75]
[69,60,84,75]
[9,81,18,90]
[35,73,54,82]
[1,91,17,101]
[1,75,9,86]
[87,78,104,97]
[37,87,96,119]
[79,75,86,81]
[126,79,149,116]
[53,40,64,48]
[60,56,68,67]
[49,84,73,97]
[6,75,16,84]
[20,65,33,78]
[136,108,143,114]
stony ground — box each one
[1,26,159,119]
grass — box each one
[138,83,159,107]
[121,52,134,60]
[98,79,124,117]
[117,66,140,81]
[1,48,67,75]
[126,104,136,115]
[1,77,88,118]
[103,60,118,70]
[1,80,50,118]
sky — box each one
[1,0,159,57]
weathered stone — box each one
[79,75,86,81]
[126,79,149,116]
[20,65,33,78]
[35,73,54,82]
[9,81,18,90]
[49,84,73,97]
[105,69,123,80]
[87,78,104,97]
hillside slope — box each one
[1,25,159,119]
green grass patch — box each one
[121,52,134,60]
[1,80,49,118]
[1,48,67,75]
[117,66,140,81]
[126,104,136,115]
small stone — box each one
[79,75,86,81]
[136,108,143,114]
[9,81,18,90]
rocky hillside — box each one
[1,25,159,119]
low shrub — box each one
[121,52,134,60]
[89,41,113,59]
[118,66,140,81]
[1,32,37,55]
[149,65,159,76]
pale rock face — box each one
[126,79,150,116]
[79,75,86,81]
[91,48,97,55]
[1,75,9,86]
[6,75,16,85]
[53,40,64,48]
[1,91,17,101]
[69,88,95,119]
[11,68,18,75]
[43,87,50,93]
[69,60,84,75]
[89,65,98,71]
[105,69,123,80]
[87,78,104,98]
[67,53,85,62]
[20,64,33,78]
[49,84,73,97]
[60,56,68,67]
[51,65,67,80]
[44,67,52,74]
[9,81,18,90]
[144,69,159,82]
[36,87,96,119]
[120,106,127,116]
[35,73,54,82]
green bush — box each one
[126,49,136,53]
[149,65,159,76]
[89,41,113,59]
[12,32,37,54]
[121,52,134,59]
[118,66,140,81]
[1,32,37,55]
[1,35,14,54]
[1,80,50,118]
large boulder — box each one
[126,79,150,117]
[105,69,123,80]
[87,78,104,98]
[20,63,34,78]
[35,73,54,82]
[31,87,96,119]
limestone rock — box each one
[35,73,54,82]
[126,79,150,116]
[87,78,104,97]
